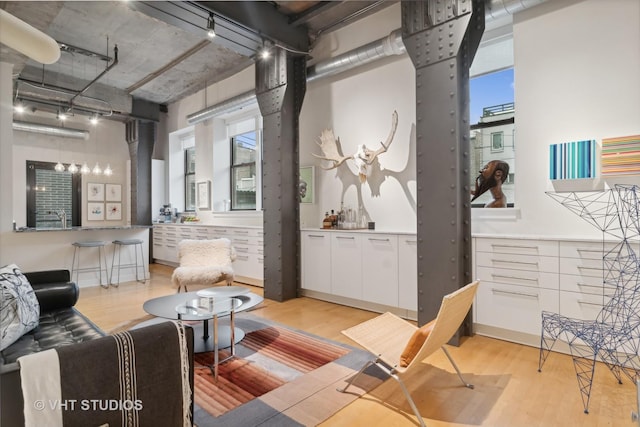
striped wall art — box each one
[549,139,596,180]
[601,135,640,176]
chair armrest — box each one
[23,270,70,285]
[24,270,79,312]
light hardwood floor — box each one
[76,264,636,427]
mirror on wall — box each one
[26,160,81,228]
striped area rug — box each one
[192,314,382,426]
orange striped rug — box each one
[194,326,350,417]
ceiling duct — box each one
[186,0,547,125]
[13,121,89,140]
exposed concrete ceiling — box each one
[1,1,396,121]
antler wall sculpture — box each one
[313,110,398,183]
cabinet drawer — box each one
[476,252,558,273]
[559,240,618,259]
[475,283,558,336]
[559,274,605,295]
[476,238,558,257]
[560,256,604,277]
[559,291,603,320]
[477,266,558,289]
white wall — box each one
[472,0,640,238]
[11,115,130,227]
[163,0,640,238]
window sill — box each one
[471,207,520,221]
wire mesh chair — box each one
[539,184,640,414]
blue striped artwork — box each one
[549,140,596,180]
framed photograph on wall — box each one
[299,166,315,204]
[197,181,211,210]
[87,183,104,201]
[106,203,122,220]
[106,184,122,202]
[87,202,104,221]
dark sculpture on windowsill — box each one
[471,160,510,208]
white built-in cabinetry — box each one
[153,224,264,286]
[301,229,417,319]
[473,236,618,347]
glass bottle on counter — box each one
[322,212,332,229]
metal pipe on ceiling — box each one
[186,0,547,125]
[13,121,90,140]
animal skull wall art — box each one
[313,110,398,183]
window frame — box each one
[230,130,259,211]
[184,146,196,212]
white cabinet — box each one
[474,237,559,340]
[398,236,418,312]
[362,234,398,306]
[152,224,264,285]
[473,236,619,346]
[300,229,416,316]
[301,232,331,293]
[331,233,362,300]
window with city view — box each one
[470,67,515,207]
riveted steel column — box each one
[125,119,155,225]
[402,0,484,339]
[255,48,306,302]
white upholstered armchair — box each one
[171,238,236,293]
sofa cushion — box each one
[0,265,40,351]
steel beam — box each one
[402,0,484,340]
[255,47,306,302]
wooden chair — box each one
[171,238,236,293]
[339,280,479,427]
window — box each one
[231,131,258,210]
[184,146,196,211]
[491,132,504,152]
[469,67,515,207]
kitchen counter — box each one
[14,225,152,233]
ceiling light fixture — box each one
[67,162,78,174]
[206,13,216,38]
[259,41,271,59]
[14,103,25,113]
[103,163,113,176]
[90,114,99,125]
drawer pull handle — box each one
[405,240,417,244]
[237,255,249,261]
[491,244,539,251]
[235,238,249,243]
[491,259,539,266]
[577,266,602,271]
[491,288,539,299]
[492,274,538,282]
[236,248,249,253]
[235,230,249,234]
[368,238,390,242]
[308,235,325,238]
[336,236,355,240]
[578,300,602,307]
[576,248,603,254]
[577,282,602,289]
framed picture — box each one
[87,183,104,201]
[197,181,211,210]
[299,166,315,204]
[87,202,104,221]
[106,203,122,220]
[106,184,122,202]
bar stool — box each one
[71,241,109,288]
[110,239,147,287]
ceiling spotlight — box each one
[260,46,271,59]
[57,111,67,121]
[14,103,25,114]
[90,114,99,125]
[206,13,216,38]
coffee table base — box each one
[131,318,245,353]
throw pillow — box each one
[399,319,436,368]
[0,264,40,351]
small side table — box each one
[176,296,241,380]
